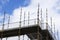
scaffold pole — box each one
[46,8,48,40]
[51,17,52,33]
[41,8,43,28]
[1,12,6,40]
[46,8,48,29]
[28,11,30,26]
[37,3,40,40]
[6,15,10,40]
[18,8,22,40]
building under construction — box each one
[0,4,57,40]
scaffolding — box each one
[0,4,57,40]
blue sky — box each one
[0,0,31,15]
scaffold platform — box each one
[0,24,54,40]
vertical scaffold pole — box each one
[23,34,24,40]
[28,12,30,40]
[37,4,39,25]
[24,11,25,27]
[23,11,26,40]
[23,12,25,40]
[7,15,10,29]
[57,30,59,40]
[51,17,52,33]
[1,12,5,40]
[54,23,56,40]
[6,15,10,40]
[18,8,22,40]
[41,8,43,28]
[37,3,40,40]
[46,8,48,40]
[46,8,48,29]
[54,23,55,35]
[2,12,5,32]
[28,12,30,26]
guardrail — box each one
[39,21,56,40]
[0,18,56,40]
[0,18,38,30]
